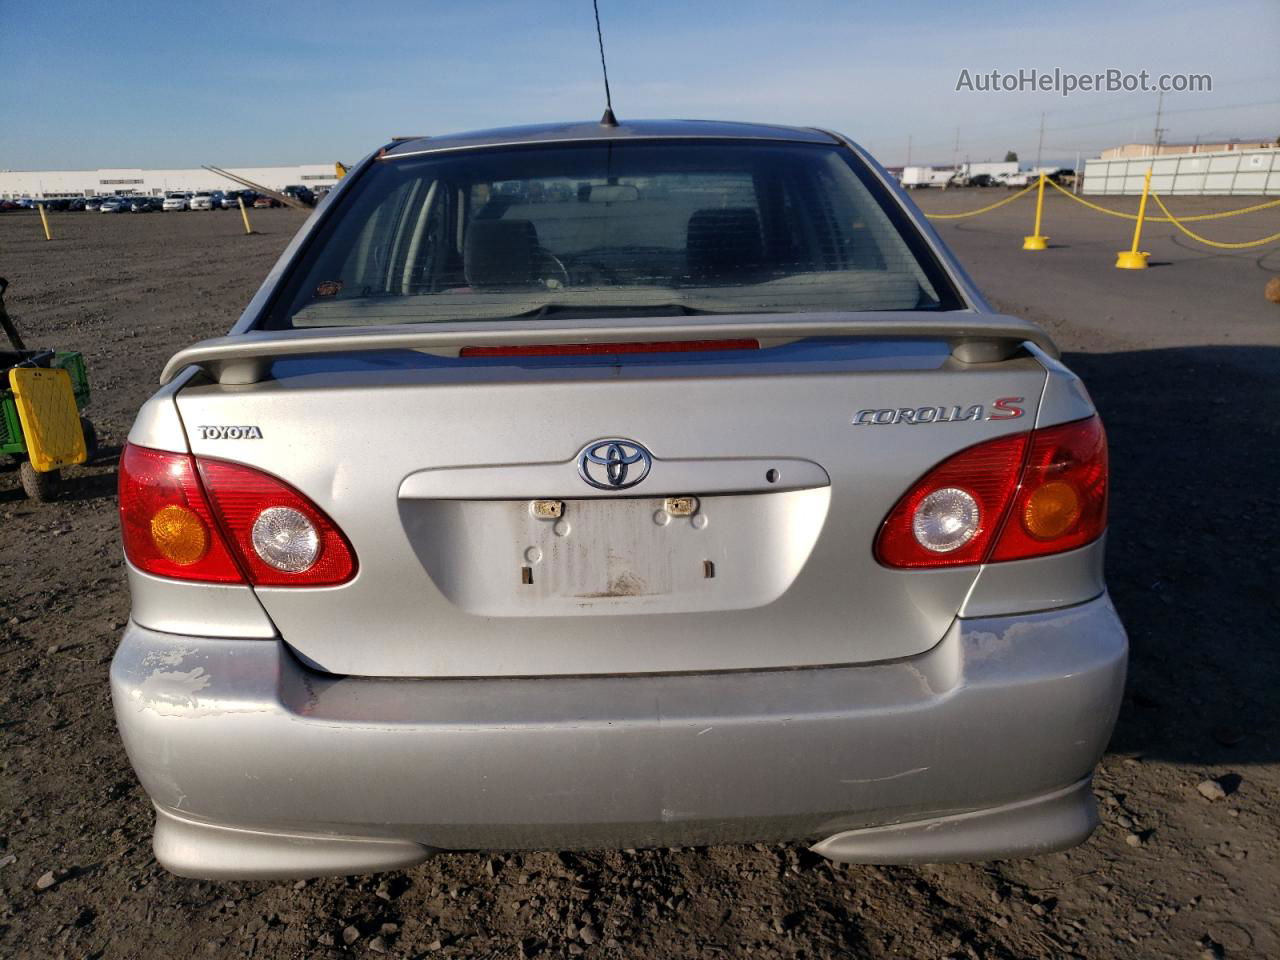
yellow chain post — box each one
[1022,173,1048,251]
[237,195,254,235]
[1115,168,1153,269]
[37,202,52,241]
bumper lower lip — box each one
[150,776,1098,880]
[111,594,1127,879]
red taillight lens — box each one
[197,458,356,586]
[118,443,357,587]
[988,416,1107,562]
[875,415,1108,568]
[118,444,244,583]
[874,432,1030,568]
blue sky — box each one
[3,0,1277,170]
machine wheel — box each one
[20,461,60,501]
[80,416,98,461]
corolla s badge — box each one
[577,439,652,490]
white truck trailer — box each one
[899,166,956,189]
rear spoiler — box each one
[160,313,1059,385]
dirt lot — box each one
[1,195,1278,960]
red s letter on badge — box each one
[988,397,1025,420]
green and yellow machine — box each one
[1,277,97,501]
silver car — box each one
[111,119,1127,880]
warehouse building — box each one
[1100,139,1275,160]
[1083,146,1280,196]
[0,164,341,200]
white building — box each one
[0,164,341,199]
[1083,147,1280,196]
[1100,139,1274,160]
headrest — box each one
[686,207,764,281]
[464,219,539,288]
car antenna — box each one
[592,0,618,127]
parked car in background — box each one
[111,119,1127,881]
[130,196,157,212]
[997,172,1033,188]
[99,196,131,213]
[190,192,217,211]
[282,184,315,206]
[66,197,87,211]
[220,190,246,209]
[252,194,280,209]
[0,199,20,211]
[162,193,191,212]
[85,197,104,211]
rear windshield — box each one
[267,140,962,328]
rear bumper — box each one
[111,594,1127,879]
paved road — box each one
[916,189,1280,366]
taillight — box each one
[119,444,244,582]
[875,415,1107,568]
[197,458,356,586]
[118,443,357,586]
[874,433,1029,568]
[987,416,1107,562]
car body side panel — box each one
[959,538,1105,618]
[1026,343,1098,427]
[127,563,275,639]
[127,367,199,452]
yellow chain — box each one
[1168,196,1280,221]
[1044,179,1144,219]
[1149,193,1280,249]
[923,182,1037,220]
[920,171,1278,247]
[1045,177,1280,223]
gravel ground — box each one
[1,196,1278,959]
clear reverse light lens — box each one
[251,506,320,573]
[912,487,980,553]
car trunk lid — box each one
[170,316,1048,678]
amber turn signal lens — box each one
[1022,481,1081,540]
[150,504,209,565]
